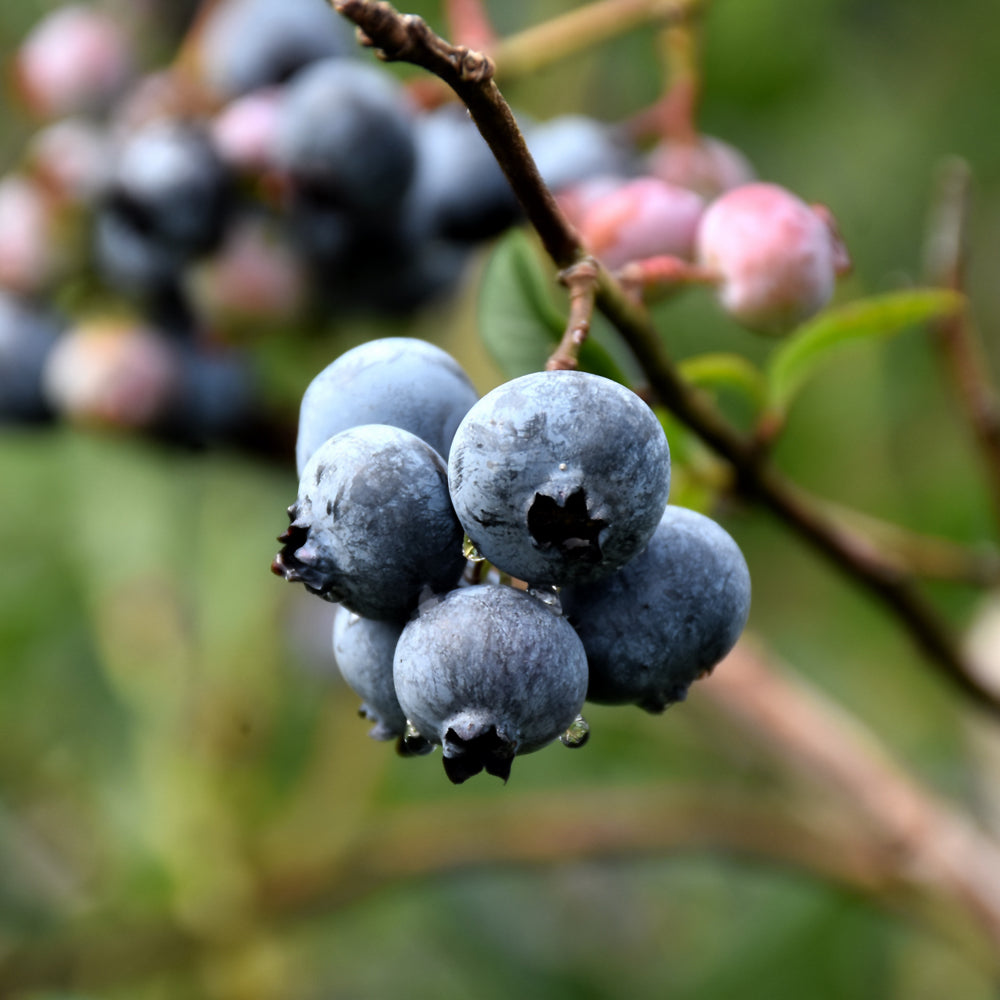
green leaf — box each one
[477,229,566,378]
[766,289,965,414]
[679,352,768,413]
[477,229,638,383]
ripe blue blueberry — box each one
[274,423,467,620]
[406,102,520,243]
[525,114,635,193]
[392,584,589,783]
[194,0,354,100]
[106,119,233,258]
[447,370,671,586]
[275,58,416,221]
[295,337,479,476]
[560,505,751,711]
[0,291,62,423]
[331,604,432,753]
[168,344,257,446]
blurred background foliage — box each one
[2,0,1000,997]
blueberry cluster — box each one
[274,337,751,783]
[0,0,657,443]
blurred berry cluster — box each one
[1,0,853,450]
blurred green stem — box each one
[923,157,1000,532]
[492,0,705,82]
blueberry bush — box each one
[3,0,1000,997]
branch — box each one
[7,637,1000,995]
[547,257,600,370]
[701,639,1000,957]
[329,0,1000,718]
[492,0,706,82]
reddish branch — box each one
[547,258,600,371]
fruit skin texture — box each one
[295,336,479,476]
[274,424,467,621]
[447,371,671,587]
[696,182,850,336]
[392,584,589,783]
[560,505,751,712]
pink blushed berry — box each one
[575,176,706,270]
[15,4,133,118]
[647,134,756,199]
[696,182,851,336]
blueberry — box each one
[286,201,466,315]
[275,58,416,221]
[295,337,479,477]
[194,0,354,100]
[273,423,467,620]
[525,114,635,193]
[447,371,671,587]
[332,604,432,753]
[0,291,62,423]
[92,201,186,300]
[561,505,751,712]
[406,102,521,243]
[392,584,589,783]
[106,119,233,259]
[167,344,257,445]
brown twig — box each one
[328,1,1000,719]
[924,157,1000,529]
[547,257,600,370]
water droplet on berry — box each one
[559,714,590,748]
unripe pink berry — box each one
[555,175,626,229]
[0,175,61,296]
[575,176,706,270]
[647,135,756,199]
[27,118,111,204]
[696,182,850,336]
[186,215,306,326]
[211,87,285,173]
[42,319,181,429]
[15,4,133,119]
